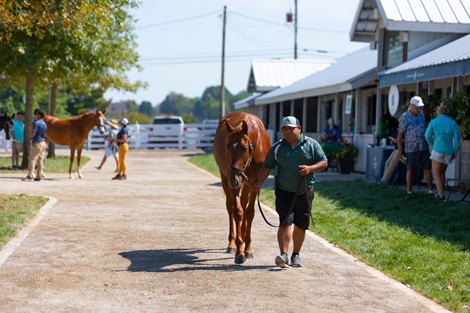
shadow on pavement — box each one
[119,248,272,272]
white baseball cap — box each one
[119,118,129,126]
[410,96,424,108]
[280,116,300,129]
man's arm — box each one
[396,131,404,159]
[298,160,328,176]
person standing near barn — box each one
[425,104,460,201]
[112,118,129,180]
[254,116,328,268]
[397,96,433,199]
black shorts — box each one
[405,150,431,172]
[275,187,314,230]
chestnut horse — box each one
[0,113,13,141]
[213,112,271,264]
[44,110,106,179]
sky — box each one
[104,0,367,106]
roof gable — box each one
[247,59,333,92]
[351,0,470,42]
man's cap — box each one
[119,118,129,126]
[280,116,300,129]
[410,96,424,108]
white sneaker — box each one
[275,254,289,268]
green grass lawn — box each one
[189,153,470,313]
[0,155,90,174]
[0,194,48,249]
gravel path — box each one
[0,150,449,313]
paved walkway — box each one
[0,150,449,312]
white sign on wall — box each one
[388,85,399,116]
[345,94,352,114]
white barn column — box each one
[375,87,382,143]
[302,98,307,128]
[317,96,322,133]
[333,93,339,124]
[354,88,360,134]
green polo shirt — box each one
[264,134,327,193]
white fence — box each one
[86,123,218,150]
[0,123,218,151]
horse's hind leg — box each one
[221,174,236,254]
[77,146,84,179]
[69,147,75,179]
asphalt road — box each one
[0,150,449,313]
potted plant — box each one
[338,142,358,174]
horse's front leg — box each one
[77,146,84,179]
[221,174,236,254]
[233,193,246,264]
[244,188,257,259]
[69,147,75,179]
[240,186,250,257]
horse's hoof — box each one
[245,252,254,259]
[226,247,236,254]
[234,255,246,264]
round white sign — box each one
[388,85,399,116]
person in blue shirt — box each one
[425,104,460,201]
[24,109,47,181]
[11,111,24,170]
[320,118,341,144]
[112,118,129,180]
[397,96,433,199]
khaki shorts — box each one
[12,141,23,153]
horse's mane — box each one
[45,111,98,122]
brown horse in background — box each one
[44,110,106,179]
[213,112,271,264]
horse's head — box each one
[95,109,106,135]
[225,119,254,190]
[0,113,13,140]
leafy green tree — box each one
[138,101,156,116]
[0,0,142,164]
[158,92,197,116]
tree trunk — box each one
[21,72,35,169]
[47,83,58,158]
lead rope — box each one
[257,176,314,228]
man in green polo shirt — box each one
[254,116,328,268]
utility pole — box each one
[294,0,298,59]
[220,5,227,119]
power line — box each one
[140,48,293,60]
[139,47,346,63]
[136,10,219,30]
[230,11,347,34]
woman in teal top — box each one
[425,105,460,200]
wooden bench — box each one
[446,179,470,203]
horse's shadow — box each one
[118,248,271,272]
